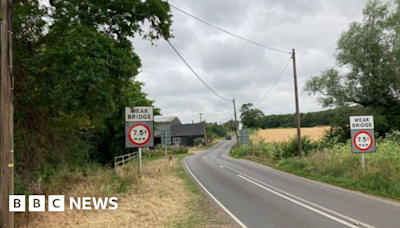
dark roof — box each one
[154,116,180,124]
[171,123,205,137]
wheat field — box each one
[250,126,330,144]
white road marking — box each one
[184,159,248,228]
[238,175,360,228]
[215,161,375,228]
[220,165,224,168]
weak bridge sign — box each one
[350,116,376,153]
[125,107,153,122]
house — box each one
[171,123,207,147]
[154,116,181,145]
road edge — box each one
[182,156,246,228]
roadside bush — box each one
[277,137,400,200]
[171,146,189,154]
[193,138,203,146]
[231,136,319,161]
[145,146,188,157]
[279,135,318,157]
[230,146,248,158]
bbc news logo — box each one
[9,195,118,212]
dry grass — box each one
[250,126,330,144]
[17,158,196,228]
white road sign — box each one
[125,106,153,122]
[350,116,374,130]
[128,123,151,146]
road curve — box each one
[184,140,400,228]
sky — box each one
[130,0,391,124]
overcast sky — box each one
[130,0,390,124]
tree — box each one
[205,122,227,139]
[223,119,238,132]
[304,0,400,134]
[12,0,173,188]
[239,103,264,128]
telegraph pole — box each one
[292,49,302,158]
[1,0,15,226]
[233,99,239,147]
[199,113,203,123]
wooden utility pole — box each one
[292,49,302,158]
[199,113,203,123]
[233,99,239,147]
[1,0,15,226]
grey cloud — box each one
[131,0,380,123]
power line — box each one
[223,114,235,122]
[170,5,291,54]
[254,57,292,107]
[166,39,232,102]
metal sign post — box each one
[125,107,154,177]
[138,148,142,176]
[350,116,376,173]
[361,154,365,174]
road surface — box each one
[184,139,400,228]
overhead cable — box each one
[166,39,232,102]
[170,5,291,54]
[254,57,292,107]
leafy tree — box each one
[239,103,264,129]
[223,119,238,132]
[206,122,227,138]
[304,0,400,134]
[12,0,173,188]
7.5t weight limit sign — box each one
[128,124,151,146]
[353,131,373,151]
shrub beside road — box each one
[231,129,400,200]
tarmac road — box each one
[184,139,400,228]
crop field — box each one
[250,126,330,144]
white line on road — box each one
[215,161,375,228]
[184,159,248,228]
[238,174,360,228]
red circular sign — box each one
[353,131,373,151]
[128,124,151,146]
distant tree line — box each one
[240,104,369,129]
[263,106,367,129]
[240,102,393,142]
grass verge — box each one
[230,137,400,201]
[167,154,229,228]
[17,153,229,228]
